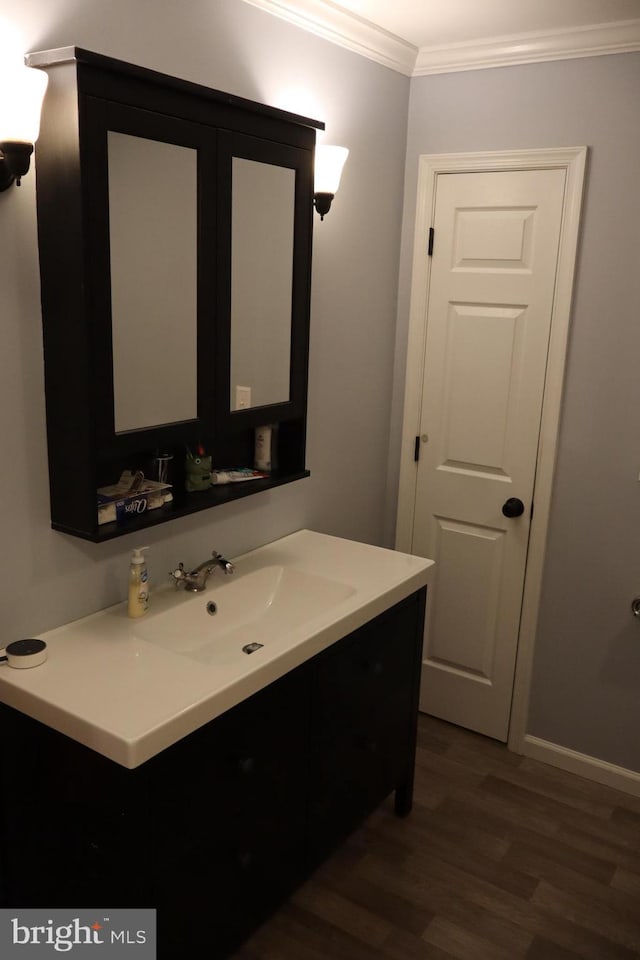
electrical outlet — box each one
[235,385,252,410]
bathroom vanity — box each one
[0,532,432,957]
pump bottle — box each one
[128,547,149,618]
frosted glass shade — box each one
[0,65,48,143]
[314,145,348,196]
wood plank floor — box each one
[233,714,640,960]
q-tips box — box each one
[97,471,172,526]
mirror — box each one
[108,132,198,434]
[230,157,295,411]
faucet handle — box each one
[212,551,234,575]
[169,562,186,586]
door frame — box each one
[395,147,587,752]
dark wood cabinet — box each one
[28,48,321,541]
[0,588,426,958]
[309,595,423,864]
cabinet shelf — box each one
[58,469,311,542]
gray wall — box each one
[0,0,409,639]
[391,53,640,771]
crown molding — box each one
[239,0,417,76]
[414,18,640,75]
[240,2,640,78]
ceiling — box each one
[243,0,640,75]
[323,0,640,49]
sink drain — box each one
[206,601,217,615]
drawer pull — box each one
[365,660,383,675]
[237,756,255,775]
[237,850,253,870]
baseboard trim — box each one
[522,735,640,798]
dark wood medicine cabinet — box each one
[28,47,322,542]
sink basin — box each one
[1,530,433,767]
[134,564,356,665]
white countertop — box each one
[0,531,433,768]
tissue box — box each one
[97,472,172,525]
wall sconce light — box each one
[314,145,348,220]
[0,63,48,192]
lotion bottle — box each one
[254,425,274,472]
[128,546,149,618]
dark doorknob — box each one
[502,497,525,518]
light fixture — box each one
[313,144,348,220]
[0,63,48,192]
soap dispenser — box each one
[128,546,149,618]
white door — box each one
[412,168,566,741]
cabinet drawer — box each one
[148,662,311,835]
[314,595,419,738]
[313,704,409,792]
[154,807,306,957]
[155,805,305,898]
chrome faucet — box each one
[170,551,235,592]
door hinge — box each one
[414,436,421,462]
[428,227,434,257]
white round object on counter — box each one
[0,638,47,668]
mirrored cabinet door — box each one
[108,132,198,433]
[85,101,217,456]
[230,157,295,412]
[217,132,313,431]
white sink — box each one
[134,565,356,665]
[0,530,433,767]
